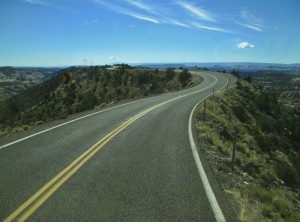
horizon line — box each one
[1,61,300,68]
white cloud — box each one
[241,11,263,24]
[23,0,62,10]
[109,56,116,60]
[93,0,159,24]
[236,11,264,32]
[125,0,152,12]
[237,42,255,49]
[24,0,45,5]
[165,19,190,28]
[178,2,215,22]
[192,22,233,33]
[93,0,236,32]
[235,20,262,32]
[130,13,159,23]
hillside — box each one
[194,80,300,221]
[0,66,59,101]
[253,74,300,103]
[0,65,199,136]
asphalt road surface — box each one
[0,71,236,222]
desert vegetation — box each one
[0,66,58,101]
[0,65,197,136]
[195,79,300,221]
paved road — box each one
[0,71,235,221]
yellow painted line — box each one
[5,74,218,222]
[3,107,152,222]
[18,109,154,221]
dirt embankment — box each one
[194,79,300,221]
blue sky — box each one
[0,0,299,66]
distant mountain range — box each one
[0,65,195,134]
[133,62,300,69]
[0,66,60,100]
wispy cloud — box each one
[241,11,263,25]
[129,13,159,23]
[165,19,190,28]
[192,22,233,33]
[23,0,62,10]
[124,0,152,12]
[24,0,46,5]
[82,18,99,26]
[237,42,255,49]
[93,0,159,24]
[93,0,236,33]
[235,21,262,32]
[178,2,216,22]
[235,10,264,32]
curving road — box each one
[0,71,236,222]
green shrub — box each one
[258,114,275,133]
[165,68,175,81]
[274,162,299,187]
[272,198,290,218]
[179,69,191,85]
[290,153,300,177]
[232,104,249,122]
[255,133,270,152]
[241,185,274,203]
[261,204,273,218]
[289,213,300,222]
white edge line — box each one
[0,97,157,150]
[188,77,229,222]
[0,75,210,150]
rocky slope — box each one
[0,65,199,136]
[194,79,300,221]
[0,66,59,100]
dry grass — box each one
[195,79,300,221]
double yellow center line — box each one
[5,74,218,222]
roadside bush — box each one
[165,68,175,81]
[258,114,275,133]
[290,153,300,177]
[256,92,272,114]
[261,204,273,218]
[289,213,300,222]
[255,133,280,152]
[266,133,280,150]
[179,69,191,85]
[274,162,299,187]
[78,91,98,111]
[137,70,151,85]
[232,104,249,122]
[241,184,274,203]
[241,185,294,220]
[272,198,290,218]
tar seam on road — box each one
[4,74,220,221]
[188,77,229,222]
